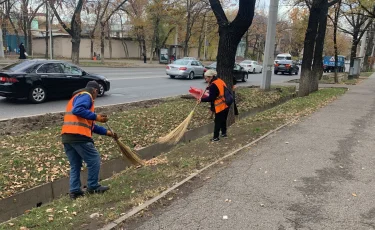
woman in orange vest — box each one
[198,69,229,142]
[61,81,117,199]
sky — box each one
[229,0,294,21]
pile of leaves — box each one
[0,86,295,199]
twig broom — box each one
[158,88,207,145]
[106,123,144,166]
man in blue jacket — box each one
[61,81,117,199]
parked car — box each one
[166,59,206,79]
[206,62,248,82]
[182,57,197,60]
[0,60,110,103]
[274,60,299,75]
[239,60,262,73]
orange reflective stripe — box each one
[61,91,95,138]
[212,79,228,113]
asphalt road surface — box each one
[0,67,299,120]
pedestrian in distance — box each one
[143,52,147,63]
[61,81,117,200]
[19,43,26,59]
[198,69,229,142]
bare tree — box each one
[50,0,84,64]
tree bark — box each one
[311,0,328,92]
[298,1,322,97]
[108,23,112,59]
[184,0,191,56]
[244,30,249,58]
[100,22,105,63]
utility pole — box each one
[47,1,52,59]
[0,5,4,59]
[261,0,279,90]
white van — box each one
[274,53,292,64]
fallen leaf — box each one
[48,217,54,222]
[352,193,357,197]
[90,213,100,219]
[223,215,228,220]
[9,223,14,226]
[46,208,53,213]
[72,212,77,216]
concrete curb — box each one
[0,93,296,222]
[99,120,295,230]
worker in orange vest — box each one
[198,69,229,142]
[61,81,117,199]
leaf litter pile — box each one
[0,86,295,199]
[0,88,347,230]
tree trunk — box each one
[90,39,94,59]
[311,0,328,92]
[27,25,32,56]
[333,17,338,83]
[100,22,105,64]
[363,23,374,71]
[184,0,191,56]
[299,2,322,97]
[197,15,206,59]
[108,24,112,59]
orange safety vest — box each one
[212,78,228,113]
[61,92,95,138]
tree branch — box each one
[49,0,72,35]
[104,0,128,23]
[327,0,339,8]
[208,0,228,27]
[232,0,256,28]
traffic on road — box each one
[0,60,301,120]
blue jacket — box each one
[71,93,107,136]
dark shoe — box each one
[211,138,220,142]
[221,134,228,138]
[87,185,110,194]
[70,190,85,200]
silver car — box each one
[166,59,206,79]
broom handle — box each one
[106,122,116,139]
[193,84,209,111]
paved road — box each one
[0,67,299,120]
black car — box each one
[206,62,248,82]
[274,60,299,75]
[0,60,110,103]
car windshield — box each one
[2,61,33,72]
[276,56,292,60]
[173,60,190,65]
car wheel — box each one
[253,68,256,73]
[274,71,278,75]
[29,85,47,103]
[97,82,105,97]
[295,71,299,75]
[242,73,248,82]
[170,75,175,79]
[188,72,194,80]
[260,68,262,73]
[289,71,292,75]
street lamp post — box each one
[261,0,279,90]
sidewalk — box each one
[131,73,375,229]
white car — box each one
[239,60,262,73]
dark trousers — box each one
[214,108,229,138]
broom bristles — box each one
[115,139,144,166]
[158,110,195,145]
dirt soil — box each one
[0,99,165,136]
